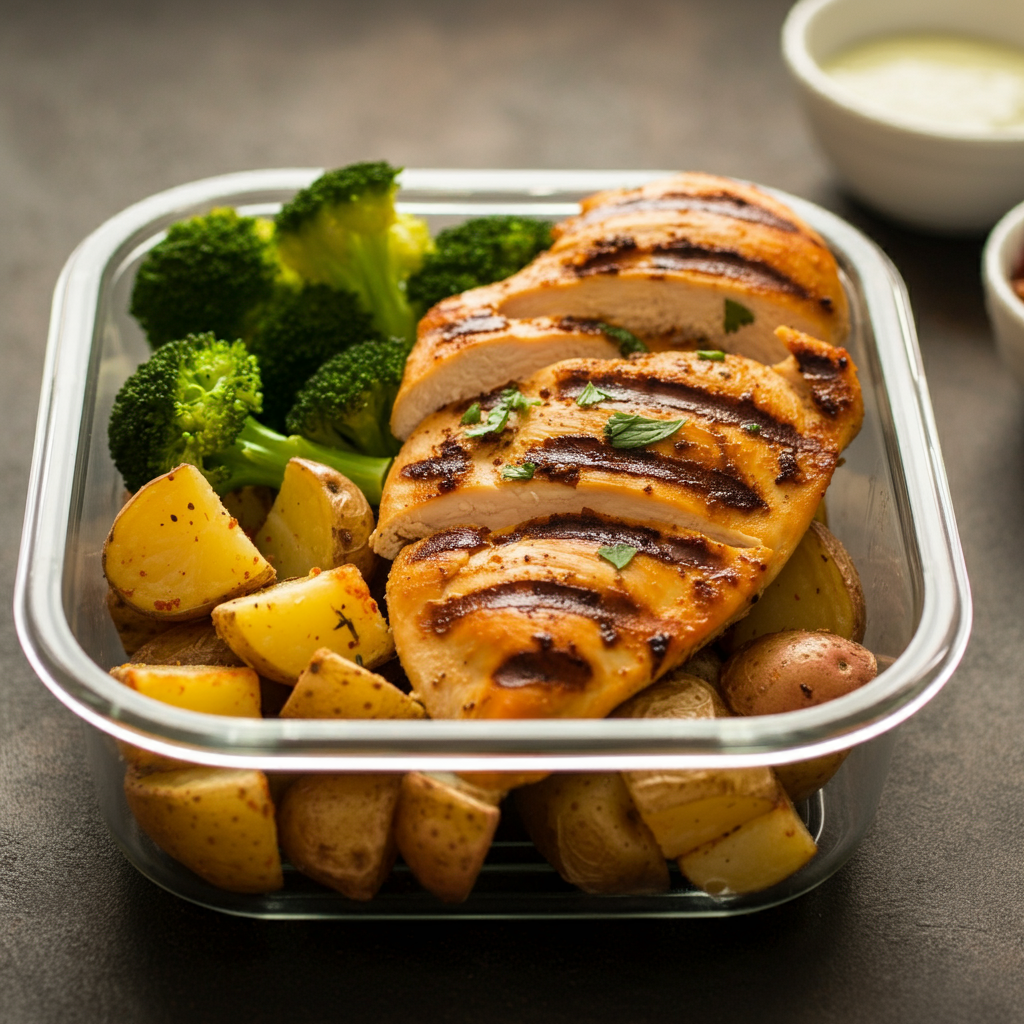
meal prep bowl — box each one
[15,169,971,918]
[983,198,1024,387]
[782,0,1024,232]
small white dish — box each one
[782,0,1024,232]
[983,199,1024,385]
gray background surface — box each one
[1,1,1020,1021]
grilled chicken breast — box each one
[374,328,862,568]
[387,513,772,721]
[390,284,620,441]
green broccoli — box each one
[405,215,553,313]
[285,337,410,458]
[247,284,383,433]
[274,162,431,344]
[108,332,392,502]
[130,208,286,348]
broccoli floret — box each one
[274,162,431,344]
[130,208,285,348]
[108,332,392,502]
[285,337,409,458]
[406,215,553,313]
[247,284,383,433]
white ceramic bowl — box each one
[983,200,1024,385]
[782,0,1024,233]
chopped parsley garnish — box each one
[464,388,541,438]
[724,299,755,334]
[460,402,482,425]
[697,349,726,362]
[500,462,536,481]
[596,321,648,356]
[598,544,638,570]
[743,422,761,434]
[576,381,613,407]
[604,412,686,449]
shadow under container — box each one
[15,169,971,918]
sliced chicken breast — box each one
[390,284,620,440]
[387,512,773,721]
[374,328,862,565]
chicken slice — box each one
[374,328,862,565]
[387,512,772,721]
[496,188,848,363]
[390,284,620,440]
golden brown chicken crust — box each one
[387,512,773,722]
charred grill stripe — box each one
[492,649,593,690]
[525,436,767,512]
[576,194,802,234]
[425,579,637,644]
[441,314,508,340]
[794,348,853,417]
[400,439,471,494]
[492,511,727,570]
[555,368,819,454]
[408,526,490,563]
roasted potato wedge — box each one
[677,794,818,896]
[515,773,669,895]
[220,485,276,540]
[129,619,245,667]
[124,766,283,893]
[281,648,426,720]
[111,662,262,772]
[212,565,395,684]
[256,458,376,581]
[724,520,865,653]
[106,587,174,655]
[614,674,782,859]
[103,463,276,621]
[277,773,402,900]
[394,772,502,903]
[720,630,877,802]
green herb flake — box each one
[576,381,613,407]
[465,388,539,438]
[743,422,761,434]
[598,544,638,570]
[723,299,755,334]
[596,321,648,356]
[460,402,482,425]
[697,349,726,362]
[603,412,687,449]
[501,462,536,481]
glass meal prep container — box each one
[14,169,971,919]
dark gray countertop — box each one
[2,1,1020,1021]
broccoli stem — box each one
[351,232,415,342]
[206,417,392,503]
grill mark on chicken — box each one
[492,512,729,572]
[441,314,508,340]
[492,648,594,691]
[555,367,819,453]
[407,526,490,563]
[524,436,767,511]
[425,579,637,645]
[793,348,854,417]
[399,439,471,493]
[574,194,802,234]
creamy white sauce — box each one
[822,34,1024,133]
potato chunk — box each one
[129,619,245,667]
[614,674,781,859]
[124,767,283,893]
[212,565,395,684]
[725,521,865,652]
[394,772,502,903]
[515,773,669,895]
[277,774,402,900]
[111,663,262,772]
[281,648,426,720]
[103,463,276,621]
[677,795,818,896]
[106,588,173,655]
[256,458,376,580]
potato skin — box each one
[720,630,877,717]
